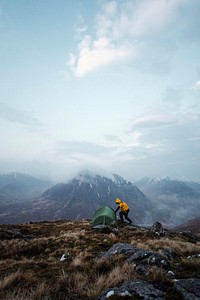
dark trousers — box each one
[119,209,132,224]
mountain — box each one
[0,172,153,225]
[39,173,152,223]
[1,172,200,227]
[135,177,200,227]
[0,172,52,204]
[185,181,200,193]
[173,216,200,234]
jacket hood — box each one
[115,198,121,204]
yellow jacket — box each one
[116,198,129,212]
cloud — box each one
[130,113,176,130]
[68,36,132,77]
[74,24,88,36]
[54,104,199,169]
[193,80,200,90]
[54,133,145,175]
[68,0,189,77]
[127,0,187,37]
[126,106,200,167]
[0,103,43,130]
[55,140,115,157]
[104,134,122,143]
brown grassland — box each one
[0,220,200,299]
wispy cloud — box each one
[126,106,199,164]
[68,36,132,77]
[125,0,187,37]
[68,0,188,77]
[56,140,115,157]
[130,113,176,130]
[104,134,122,143]
[0,103,43,130]
[193,80,200,90]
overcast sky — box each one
[0,0,200,182]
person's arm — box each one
[115,206,120,213]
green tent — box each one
[91,206,117,228]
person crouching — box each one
[115,198,132,224]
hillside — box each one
[0,172,52,204]
[173,216,200,235]
[0,220,199,299]
[135,177,200,227]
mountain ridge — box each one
[0,172,52,205]
[0,172,200,228]
[173,216,200,234]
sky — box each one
[0,0,200,183]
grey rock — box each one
[127,249,170,269]
[141,253,170,269]
[157,248,174,263]
[174,278,200,299]
[97,280,165,300]
[179,231,198,244]
[7,228,34,240]
[150,222,164,236]
[127,249,153,263]
[167,270,175,277]
[98,242,139,259]
[135,264,149,275]
[187,254,200,260]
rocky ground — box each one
[0,220,200,299]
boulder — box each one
[179,231,198,244]
[127,249,171,269]
[141,253,170,269]
[97,280,165,300]
[127,249,153,263]
[98,242,139,259]
[174,278,200,299]
[157,248,174,263]
[150,222,164,236]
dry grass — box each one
[144,266,169,282]
[132,237,200,257]
[83,262,137,299]
[0,220,199,300]
[0,270,25,290]
[177,257,200,278]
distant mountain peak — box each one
[112,174,132,186]
[73,172,132,188]
[137,176,179,185]
[76,170,108,181]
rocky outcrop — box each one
[98,279,200,300]
[174,278,200,299]
[150,221,164,236]
[97,280,165,300]
[97,242,200,299]
[98,242,138,259]
[98,242,171,270]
